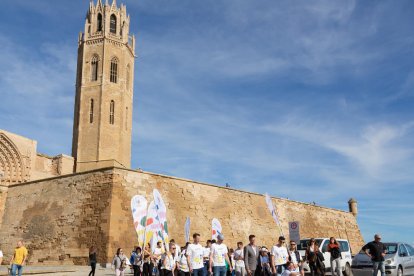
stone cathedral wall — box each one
[0,167,364,265]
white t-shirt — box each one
[162,254,175,271]
[177,249,189,272]
[153,247,164,264]
[173,244,181,260]
[282,269,296,276]
[271,245,288,265]
[204,247,211,260]
[187,243,205,269]
[289,251,298,264]
[234,249,245,267]
[0,250,3,258]
[211,243,228,267]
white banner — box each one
[211,218,222,240]
[265,193,284,236]
[288,221,300,243]
[153,189,170,247]
[131,195,148,248]
[185,217,191,243]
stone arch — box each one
[0,133,25,185]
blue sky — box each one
[1,0,414,245]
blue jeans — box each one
[276,265,285,276]
[213,266,227,276]
[373,261,385,276]
[204,261,210,276]
[193,268,205,276]
[10,264,23,276]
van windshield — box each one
[298,239,323,250]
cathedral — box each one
[0,0,364,266]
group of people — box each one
[102,234,345,276]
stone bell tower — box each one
[72,0,136,172]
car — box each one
[297,238,353,276]
[352,242,414,276]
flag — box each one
[153,189,170,247]
[211,218,222,240]
[145,200,162,248]
[265,193,284,236]
[131,195,148,248]
[184,217,191,242]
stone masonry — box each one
[0,167,364,265]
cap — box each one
[217,234,225,241]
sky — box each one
[1,0,413,245]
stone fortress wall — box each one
[0,167,365,265]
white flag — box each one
[184,217,191,242]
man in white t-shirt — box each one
[281,262,301,276]
[234,242,246,276]
[0,248,3,266]
[271,236,289,276]
[187,233,205,276]
[204,240,212,276]
[209,234,232,276]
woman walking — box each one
[327,237,342,276]
[89,246,97,276]
[143,243,154,276]
[112,248,128,276]
[305,239,324,276]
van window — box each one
[321,240,329,252]
[298,239,323,250]
[339,241,350,252]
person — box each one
[131,246,143,276]
[362,234,387,276]
[0,247,3,267]
[327,237,342,276]
[154,241,165,276]
[234,242,246,276]
[288,241,304,276]
[244,235,259,276]
[281,262,301,276]
[209,234,233,276]
[89,246,97,276]
[112,248,128,276]
[187,233,205,276]
[10,240,28,276]
[228,248,235,276]
[305,239,324,276]
[259,248,271,276]
[162,243,177,276]
[270,236,288,276]
[143,243,154,276]
[204,240,212,276]
[177,243,190,276]
[171,240,182,261]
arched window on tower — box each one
[126,64,130,89]
[89,99,94,123]
[110,57,118,83]
[110,14,117,34]
[110,100,115,124]
[91,55,99,81]
[97,13,103,32]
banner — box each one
[211,218,222,240]
[184,217,191,242]
[131,195,148,248]
[145,200,163,250]
[288,221,300,244]
[265,193,284,236]
[153,189,170,247]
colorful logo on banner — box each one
[184,217,191,242]
[211,218,222,240]
[145,200,163,251]
[131,195,148,248]
[153,189,170,247]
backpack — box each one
[120,257,127,270]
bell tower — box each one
[72,0,136,172]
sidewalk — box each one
[0,265,135,275]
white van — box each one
[297,238,353,276]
